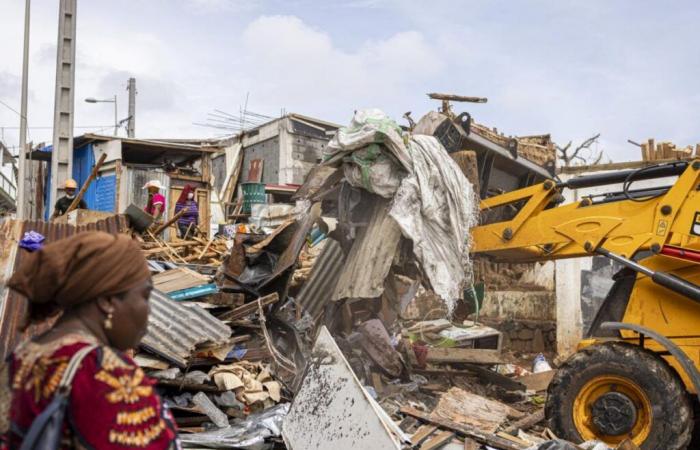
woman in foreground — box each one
[0,232,179,449]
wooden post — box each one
[66,152,107,214]
[153,206,188,236]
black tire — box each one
[546,341,692,450]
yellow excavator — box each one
[471,159,700,449]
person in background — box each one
[51,178,86,219]
[143,180,166,225]
[0,232,180,449]
[174,184,199,239]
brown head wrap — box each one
[8,232,150,319]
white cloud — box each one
[236,15,443,121]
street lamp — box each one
[85,95,118,136]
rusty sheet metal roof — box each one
[0,216,131,359]
[141,289,231,368]
[295,238,346,321]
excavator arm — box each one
[473,160,700,261]
[472,159,700,302]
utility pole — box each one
[17,0,30,219]
[49,0,77,217]
[126,77,136,138]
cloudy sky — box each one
[1,0,699,162]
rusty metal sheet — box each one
[140,289,231,368]
[295,239,345,321]
[332,197,402,301]
[0,215,131,359]
[259,202,321,289]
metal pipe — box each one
[596,247,700,303]
[596,247,654,276]
[561,162,688,190]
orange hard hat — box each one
[64,179,78,189]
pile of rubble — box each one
[124,110,636,450]
[0,109,633,450]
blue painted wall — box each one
[43,143,116,219]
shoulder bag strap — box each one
[58,344,98,392]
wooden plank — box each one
[426,348,504,365]
[400,407,526,450]
[420,430,455,450]
[496,432,533,447]
[411,367,526,392]
[640,142,649,161]
[503,409,545,435]
[153,206,189,236]
[411,425,438,446]
[218,293,279,321]
[430,387,524,434]
[647,138,655,160]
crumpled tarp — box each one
[323,109,478,311]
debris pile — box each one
[1,108,631,450]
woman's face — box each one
[106,278,153,351]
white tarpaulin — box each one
[324,109,478,312]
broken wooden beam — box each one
[503,409,545,435]
[66,153,107,214]
[218,293,279,321]
[412,425,438,446]
[400,406,526,450]
[420,430,455,450]
[425,348,504,365]
[153,206,189,236]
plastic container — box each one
[241,182,266,214]
[533,353,553,373]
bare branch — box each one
[557,133,602,167]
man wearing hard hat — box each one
[51,178,86,219]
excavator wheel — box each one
[546,341,692,450]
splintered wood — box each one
[640,138,700,161]
[142,234,229,265]
[430,387,524,434]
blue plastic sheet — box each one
[18,231,45,252]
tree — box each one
[557,133,604,167]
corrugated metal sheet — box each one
[332,197,402,301]
[140,289,230,368]
[0,216,131,359]
[94,175,117,212]
[295,239,346,321]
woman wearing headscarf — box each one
[174,185,199,239]
[0,232,179,449]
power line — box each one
[0,99,26,121]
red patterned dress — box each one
[0,333,179,449]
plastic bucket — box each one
[241,182,266,214]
